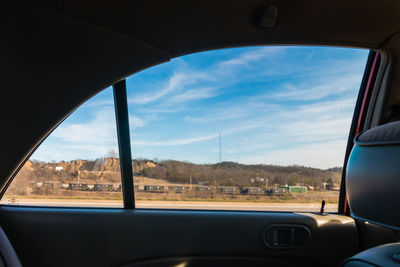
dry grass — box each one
[134,191,338,203]
[5,190,339,203]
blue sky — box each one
[31,46,369,169]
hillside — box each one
[19,158,341,189]
[139,160,341,188]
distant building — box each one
[288,186,307,193]
[55,166,63,171]
[279,185,307,193]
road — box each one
[1,198,338,212]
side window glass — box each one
[126,46,369,212]
[1,87,123,207]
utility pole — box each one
[219,132,222,162]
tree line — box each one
[137,160,342,188]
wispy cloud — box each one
[129,115,146,128]
[266,73,363,101]
[218,46,286,67]
[132,120,262,147]
[128,70,214,105]
[170,87,216,103]
[51,107,117,144]
[237,140,348,169]
[184,105,252,123]
[128,46,289,110]
[128,72,186,104]
[31,107,119,161]
[133,133,218,146]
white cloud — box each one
[51,107,117,144]
[128,46,288,110]
[218,46,287,67]
[128,70,213,105]
[171,87,216,103]
[31,107,119,162]
[133,133,218,146]
[237,140,347,169]
[184,105,251,123]
[132,121,263,147]
[128,72,186,104]
[129,115,146,128]
[32,143,119,162]
[265,73,363,101]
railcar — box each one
[144,185,166,193]
[194,185,214,194]
[168,185,190,193]
[94,183,113,192]
[271,187,289,196]
[69,183,88,191]
[216,186,240,195]
[242,187,264,195]
[114,184,122,192]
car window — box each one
[126,46,369,212]
[1,88,123,207]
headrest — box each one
[346,121,400,230]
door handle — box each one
[263,224,311,249]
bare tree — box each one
[107,148,117,159]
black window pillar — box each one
[113,80,135,209]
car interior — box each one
[1,0,400,266]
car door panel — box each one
[0,207,358,267]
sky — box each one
[31,46,369,169]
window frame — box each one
[1,47,375,212]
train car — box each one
[265,188,273,196]
[168,185,190,193]
[242,187,264,195]
[114,184,122,192]
[69,183,88,191]
[104,184,114,192]
[94,184,103,191]
[61,184,69,190]
[271,187,289,196]
[136,184,145,192]
[216,186,240,195]
[144,185,166,193]
[195,185,214,194]
[94,183,114,192]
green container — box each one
[288,186,307,193]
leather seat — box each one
[343,242,400,266]
[345,121,400,266]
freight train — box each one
[29,181,290,196]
